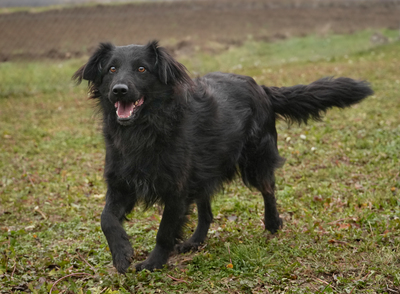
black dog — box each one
[73,41,373,273]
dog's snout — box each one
[112,84,129,97]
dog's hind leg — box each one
[244,171,282,234]
[260,180,283,234]
[101,185,136,274]
[135,197,187,271]
[240,132,284,234]
[176,198,213,253]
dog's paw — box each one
[112,247,134,274]
[175,241,201,254]
[135,259,164,272]
[135,246,169,272]
[265,217,283,234]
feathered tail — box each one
[262,77,374,124]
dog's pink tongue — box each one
[116,101,134,118]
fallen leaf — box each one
[338,223,351,230]
[355,183,363,190]
[227,215,237,222]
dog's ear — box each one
[146,40,193,87]
[73,43,115,84]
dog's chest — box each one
[104,122,189,196]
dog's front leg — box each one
[101,186,136,274]
[135,199,186,271]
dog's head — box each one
[73,41,193,125]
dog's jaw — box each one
[114,97,144,125]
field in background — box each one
[0,0,399,61]
[1,0,400,292]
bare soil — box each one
[1,0,399,61]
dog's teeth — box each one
[135,101,138,106]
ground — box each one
[0,0,399,61]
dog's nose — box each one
[112,84,129,97]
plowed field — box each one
[1,0,399,61]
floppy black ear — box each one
[146,40,193,87]
[72,43,115,84]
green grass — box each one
[0,1,147,15]
[1,31,399,293]
[181,29,399,76]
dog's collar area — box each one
[115,97,144,120]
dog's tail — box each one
[262,77,373,124]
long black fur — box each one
[73,41,373,273]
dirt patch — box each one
[1,0,399,61]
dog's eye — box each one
[138,67,146,73]
[109,66,117,73]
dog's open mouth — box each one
[115,97,144,120]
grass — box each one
[0,1,147,15]
[1,30,399,293]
